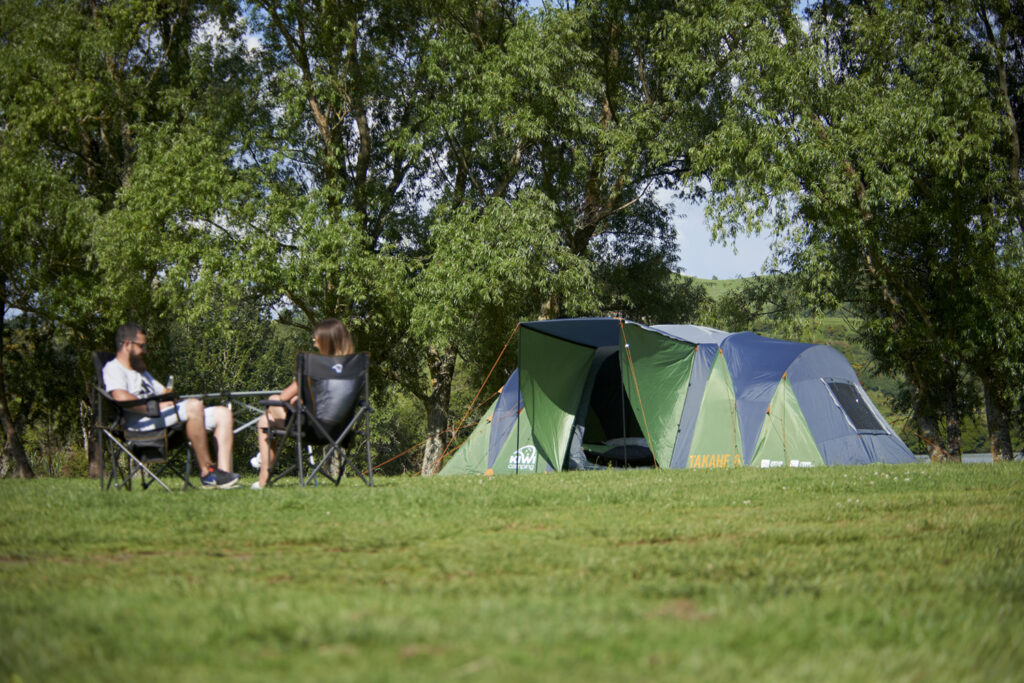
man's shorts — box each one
[128,401,220,432]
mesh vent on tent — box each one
[826,381,886,432]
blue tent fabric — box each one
[520,318,624,349]
[787,345,866,465]
[720,333,816,462]
[669,344,719,468]
[786,345,913,464]
[861,434,913,464]
[487,370,523,469]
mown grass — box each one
[1,465,1022,682]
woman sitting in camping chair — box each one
[252,318,356,489]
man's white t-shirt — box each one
[102,359,165,402]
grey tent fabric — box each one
[655,324,731,346]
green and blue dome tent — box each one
[439,318,914,475]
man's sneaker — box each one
[201,469,241,489]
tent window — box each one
[826,381,886,432]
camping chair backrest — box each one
[93,350,115,379]
[296,352,369,437]
[92,351,118,426]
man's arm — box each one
[103,363,173,413]
[109,389,176,413]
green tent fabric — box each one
[750,375,824,468]
[438,402,495,475]
[686,350,743,468]
[519,327,595,471]
[489,407,539,473]
[618,323,694,467]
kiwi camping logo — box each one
[508,445,537,470]
[331,363,344,374]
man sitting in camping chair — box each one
[102,323,241,489]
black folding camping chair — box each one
[260,352,373,487]
[91,351,195,491]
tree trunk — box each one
[0,302,35,478]
[943,390,963,462]
[981,373,1014,461]
[0,381,35,479]
[539,293,561,320]
[917,413,945,462]
[420,347,457,476]
[83,395,103,478]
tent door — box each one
[566,347,653,469]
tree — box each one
[0,0,249,475]
[229,0,735,474]
[691,0,1023,460]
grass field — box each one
[2,465,1022,682]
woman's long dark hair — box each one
[314,319,355,356]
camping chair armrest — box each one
[257,399,298,436]
[259,399,296,410]
[102,390,179,417]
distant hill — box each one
[686,275,747,300]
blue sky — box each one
[672,197,775,280]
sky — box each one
[672,197,775,280]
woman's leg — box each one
[257,395,288,487]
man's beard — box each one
[128,353,147,372]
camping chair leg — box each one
[120,453,131,491]
[302,445,345,486]
[365,409,373,487]
[265,430,298,487]
[302,446,328,487]
[168,448,195,490]
[97,432,105,491]
[109,448,130,491]
[101,429,174,493]
[128,457,173,492]
[132,449,192,491]
[111,452,126,491]
[99,429,130,491]
[296,423,304,487]
[102,447,116,491]
[304,444,369,487]
[98,432,124,492]
[299,407,372,487]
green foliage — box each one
[0,0,253,475]
[693,0,1024,457]
[0,316,89,475]
[4,0,1021,472]
[1,467,1022,680]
